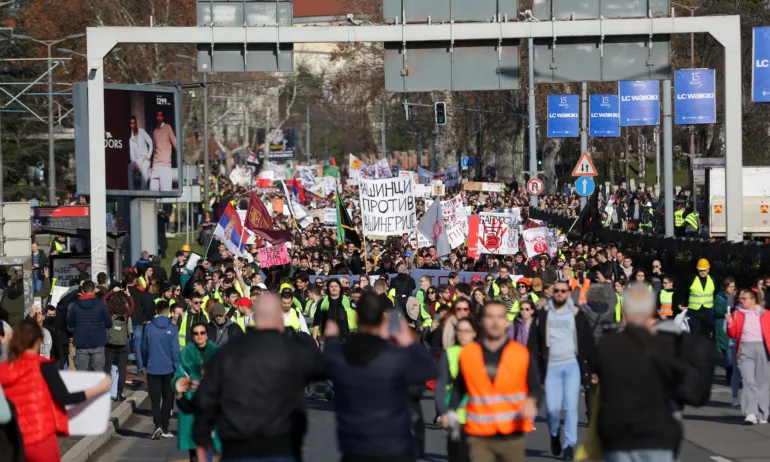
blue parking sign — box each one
[547,95,579,138]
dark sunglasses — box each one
[427,291,436,294]
[553,289,570,293]
[192,331,207,336]
[485,278,493,282]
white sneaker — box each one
[744,414,758,425]
[151,428,163,440]
[161,431,174,439]
[760,419,768,424]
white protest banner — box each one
[323,208,337,228]
[473,212,519,255]
[185,253,201,271]
[425,196,467,249]
[399,170,418,184]
[322,176,338,196]
[296,166,316,188]
[481,182,503,193]
[359,176,416,237]
[229,167,253,187]
[521,227,551,258]
[414,183,431,199]
[547,228,560,258]
[61,371,111,435]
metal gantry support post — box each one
[662,79,674,237]
[432,93,439,172]
[721,17,744,243]
[203,72,210,213]
[655,125,661,194]
[580,82,588,210]
[527,38,537,208]
[87,38,109,278]
[381,92,387,159]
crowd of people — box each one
[0,171,759,462]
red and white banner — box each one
[521,227,551,258]
[468,212,519,257]
[425,196,467,249]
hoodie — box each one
[323,333,437,458]
[67,294,113,349]
[580,283,619,341]
[142,315,180,375]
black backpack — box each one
[107,314,129,346]
[391,277,411,315]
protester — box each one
[103,289,134,401]
[323,291,437,461]
[67,280,113,372]
[0,321,111,462]
[143,300,180,440]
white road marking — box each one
[711,456,734,462]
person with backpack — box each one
[103,289,135,401]
[388,264,416,318]
[67,280,113,372]
[595,284,682,462]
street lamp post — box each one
[14,33,84,205]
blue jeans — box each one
[132,325,145,373]
[545,360,581,448]
[605,450,675,462]
[110,365,119,399]
[727,344,741,399]
[222,458,295,462]
[32,274,42,293]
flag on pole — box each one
[336,193,362,248]
[244,192,293,244]
[417,198,451,257]
[291,175,306,204]
[214,203,247,255]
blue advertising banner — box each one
[589,94,620,137]
[547,95,579,137]
[753,27,770,103]
[674,69,716,125]
[619,80,660,126]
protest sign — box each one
[470,212,519,255]
[296,166,316,188]
[425,196,468,249]
[359,158,393,179]
[322,176,338,196]
[52,257,92,288]
[258,243,290,268]
[463,182,503,192]
[359,176,416,237]
[418,164,460,187]
[61,371,111,435]
[521,227,551,258]
[414,183,431,199]
[432,183,446,197]
[323,208,337,228]
[311,269,521,290]
[229,167,253,187]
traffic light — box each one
[538,159,542,166]
[434,102,447,126]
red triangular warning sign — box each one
[572,152,598,177]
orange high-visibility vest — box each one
[459,341,535,437]
[570,278,591,306]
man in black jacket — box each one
[527,280,599,461]
[126,272,155,375]
[595,285,681,462]
[191,294,323,461]
[322,291,437,462]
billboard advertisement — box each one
[589,94,620,137]
[74,83,183,197]
[674,69,716,125]
[257,128,299,161]
[753,27,770,103]
[546,95,579,138]
[619,80,660,126]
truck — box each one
[707,167,770,238]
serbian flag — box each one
[291,175,306,205]
[214,203,246,255]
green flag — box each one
[323,165,340,177]
[336,194,362,248]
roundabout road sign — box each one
[526,178,544,196]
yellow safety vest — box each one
[688,276,715,310]
[319,295,357,331]
[154,297,176,308]
[615,293,622,323]
[444,345,467,424]
[508,293,539,321]
[659,290,674,318]
[230,313,251,332]
[674,210,685,227]
[178,311,210,347]
[52,240,64,252]
[684,212,699,230]
[284,308,301,332]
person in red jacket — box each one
[0,321,111,462]
[726,289,770,425]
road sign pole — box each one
[528,38,538,208]
[580,82,588,210]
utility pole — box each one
[306,103,311,164]
[527,38,538,207]
[432,93,439,172]
[381,92,387,158]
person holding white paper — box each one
[0,320,111,462]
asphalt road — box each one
[88,390,720,462]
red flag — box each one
[330,156,337,167]
[245,192,293,244]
